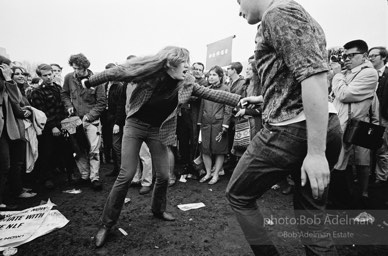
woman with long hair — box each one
[198,66,232,185]
[83,46,241,247]
[11,67,30,106]
[231,61,262,157]
[0,57,34,211]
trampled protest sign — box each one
[0,200,69,251]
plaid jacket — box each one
[89,70,241,145]
[28,83,67,131]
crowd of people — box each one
[1,0,388,255]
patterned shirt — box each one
[254,0,329,123]
[28,82,67,132]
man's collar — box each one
[378,66,386,76]
[349,60,373,74]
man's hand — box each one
[52,127,61,136]
[82,115,89,123]
[0,63,13,81]
[81,79,88,89]
[68,107,74,116]
[301,153,330,200]
[113,124,120,134]
[235,108,246,117]
[330,62,342,75]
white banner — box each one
[0,200,69,251]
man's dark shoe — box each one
[95,225,110,247]
[153,211,175,221]
[44,180,55,189]
[281,185,293,195]
[139,186,152,195]
[370,180,388,188]
[74,178,90,187]
[105,169,119,177]
[92,180,103,191]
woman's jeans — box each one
[226,114,342,256]
[101,118,170,228]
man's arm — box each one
[61,75,73,112]
[301,72,330,200]
[85,84,106,122]
[332,68,378,103]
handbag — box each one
[343,104,385,150]
[233,117,251,151]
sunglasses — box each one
[342,52,364,60]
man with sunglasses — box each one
[368,47,388,185]
[331,40,379,205]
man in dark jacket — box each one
[369,46,388,184]
[61,53,106,191]
[28,64,68,189]
[225,62,245,170]
[101,63,126,177]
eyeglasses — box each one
[342,52,364,60]
[368,54,380,59]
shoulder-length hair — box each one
[121,46,190,83]
[208,65,224,85]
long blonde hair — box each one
[119,46,190,84]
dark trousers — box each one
[8,139,25,197]
[226,114,342,256]
[112,127,123,172]
[36,131,67,182]
[101,112,115,164]
[0,131,25,201]
[101,117,170,227]
[0,131,11,204]
[177,108,194,164]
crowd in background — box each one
[1,40,388,212]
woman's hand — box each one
[239,95,263,107]
[23,109,32,118]
[215,127,227,142]
[238,97,250,108]
[0,64,13,81]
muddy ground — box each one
[11,163,388,256]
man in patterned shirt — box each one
[226,0,342,255]
[28,64,67,189]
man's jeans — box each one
[132,142,153,187]
[101,117,170,228]
[76,121,101,182]
[226,114,342,256]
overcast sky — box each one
[0,0,387,75]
